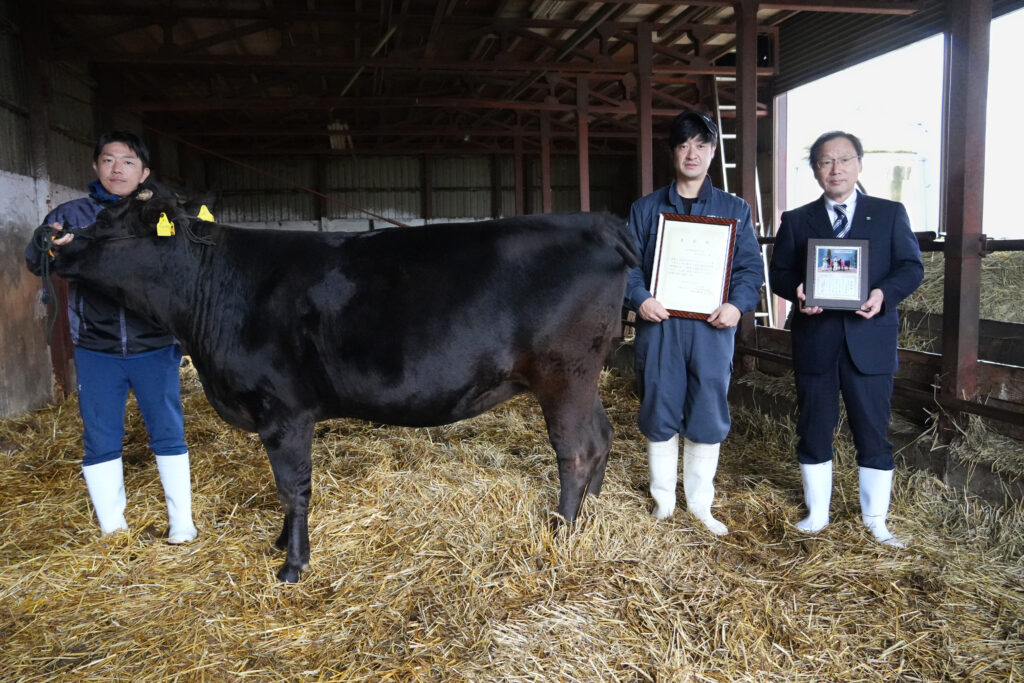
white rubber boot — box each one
[683,439,728,535]
[859,466,905,549]
[82,458,129,534]
[157,453,198,544]
[795,460,833,533]
[648,435,679,520]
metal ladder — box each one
[713,75,774,328]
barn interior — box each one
[1,1,1023,680]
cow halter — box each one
[68,215,217,246]
[30,223,62,343]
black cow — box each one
[51,183,638,582]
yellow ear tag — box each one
[156,212,175,237]
[197,205,215,222]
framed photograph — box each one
[804,238,870,310]
[650,213,738,320]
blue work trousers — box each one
[74,345,187,466]
[634,317,736,444]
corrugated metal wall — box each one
[328,156,421,220]
[777,0,1024,94]
[528,156,581,213]
[0,2,52,419]
[588,156,636,217]
[1,11,98,185]
[208,157,318,224]
[526,155,634,216]
[497,156,516,217]
[0,16,97,189]
[42,60,97,191]
[209,153,635,225]
[0,6,30,176]
[432,156,492,219]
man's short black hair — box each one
[809,131,863,170]
[669,109,719,148]
[93,130,151,168]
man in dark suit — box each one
[769,131,923,548]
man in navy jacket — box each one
[626,110,764,534]
[25,131,198,545]
[769,130,923,548]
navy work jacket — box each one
[625,176,763,315]
[25,181,175,356]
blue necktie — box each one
[833,203,849,238]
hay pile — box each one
[1,367,1023,681]
[899,251,1024,352]
[933,413,1024,484]
[901,251,1024,322]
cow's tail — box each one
[598,212,639,269]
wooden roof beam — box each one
[174,20,277,55]
[71,53,775,76]
[51,1,923,19]
[565,0,921,13]
[169,125,648,140]
[125,94,694,117]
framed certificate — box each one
[650,213,738,319]
[804,238,870,310]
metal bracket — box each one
[943,232,987,259]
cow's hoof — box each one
[549,513,576,533]
[277,564,302,583]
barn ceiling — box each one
[41,1,922,157]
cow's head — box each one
[51,180,213,316]
[98,180,197,237]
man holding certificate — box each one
[625,110,763,534]
[768,131,923,548]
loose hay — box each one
[901,251,1024,323]
[898,251,1024,352]
[736,369,797,401]
[1,367,1023,681]
[926,412,1024,484]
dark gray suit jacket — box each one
[769,192,924,375]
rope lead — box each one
[31,222,61,344]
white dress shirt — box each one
[825,190,859,228]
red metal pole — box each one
[939,0,990,404]
[540,111,552,213]
[734,0,759,217]
[772,91,789,328]
[636,22,654,198]
[514,128,525,216]
[734,0,759,372]
[577,76,591,212]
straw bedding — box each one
[1,366,1022,681]
[901,251,1024,322]
[900,251,1024,351]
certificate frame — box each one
[804,238,870,310]
[650,213,738,320]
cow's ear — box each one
[137,197,182,237]
[183,190,219,220]
[137,177,173,201]
[156,212,176,237]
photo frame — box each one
[650,213,738,320]
[804,238,870,310]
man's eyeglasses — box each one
[815,156,860,171]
